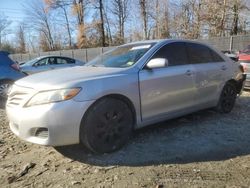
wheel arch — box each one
[226,79,241,94]
[81,93,137,129]
[104,94,136,123]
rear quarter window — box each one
[66,58,75,64]
[210,49,225,62]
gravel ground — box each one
[0,92,250,188]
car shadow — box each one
[56,95,250,167]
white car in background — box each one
[20,55,85,75]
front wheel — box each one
[80,97,134,153]
[216,83,237,113]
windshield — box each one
[86,43,155,68]
[24,57,40,66]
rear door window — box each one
[210,50,225,62]
[56,58,68,65]
[186,43,214,64]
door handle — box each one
[186,70,193,76]
[221,65,227,70]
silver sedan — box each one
[20,55,85,75]
[6,39,245,153]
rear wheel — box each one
[216,82,237,113]
[80,97,134,153]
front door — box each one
[139,42,196,121]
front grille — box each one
[35,128,48,138]
[30,127,48,139]
[7,85,35,107]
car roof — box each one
[122,39,211,47]
[36,55,73,59]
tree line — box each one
[0,0,249,53]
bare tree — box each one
[44,0,73,48]
[98,0,106,46]
[72,0,89,48]
[150,0,170,39]
[162,1,170,38]
[111,0,129,44]
[25,0,55,51]
[16,24,26,53]
[90,0,106,46]
[0,13,11,48]
[229,0,248,35]
[39,31,51,51]
[7,0,250,52]
[139,0,148,39]
[103,3,113,45]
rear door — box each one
[186,42,228,106]
[139,42,196,121]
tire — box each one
[0,80,13,100]
[216,82,237,113]
[80,97,134,153]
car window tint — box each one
[151,42,188,66]
[210,50,225,62]
[187,43,214,64]
[48,57,56,65]
[56,58,68,64]
[66,58,75,64]
[35,58,49,66]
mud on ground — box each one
[0,92,250,188]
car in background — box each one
[6,39,245,153]
[20,56,85,75]
[238,46,250,61]
[238,61,250,89]
[222,50,238,61]
[0,51,26,101]
[238,46,250,89]
[240,62,250,89]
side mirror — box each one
[146,58,168,69]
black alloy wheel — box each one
[217,83,237,113]
[80,97,134,153]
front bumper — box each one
[6,99,94,146]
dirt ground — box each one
[1,92,250,188]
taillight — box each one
[11,63,20,71]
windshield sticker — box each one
[130,45,151,51]
[126,61,134,66]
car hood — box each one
[15,66,133,90]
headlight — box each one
[25,88,81,107]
